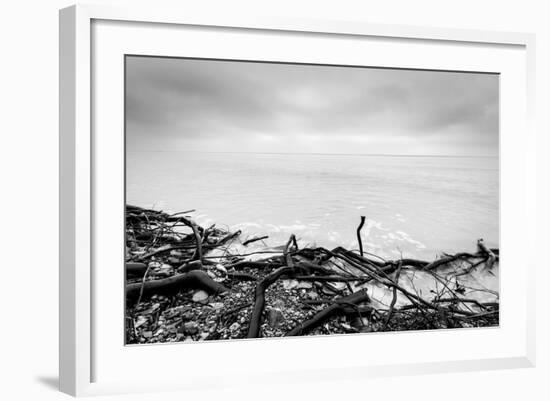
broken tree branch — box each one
[243,235,269,246]
[126,270,228,301]
[356,215,366,257]
[247,265,295,338]
[286,289,370,336]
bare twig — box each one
[242,235,269,246]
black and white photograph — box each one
[124,56,499,344]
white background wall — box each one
[0,0,547,400]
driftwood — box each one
[172,216,203,261]
[286,290,370,336]
[477,238,497,268]
[356,215,366,257]
[126,270,228,301]
[125,205,499,344]
[242,235,269,246]
[247,265,295,338]
[247,235,298,338]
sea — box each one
[126,152,499,261]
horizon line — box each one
[126,150,498,158]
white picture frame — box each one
[59,4,536,397]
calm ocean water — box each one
[126,152,499,260]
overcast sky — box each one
[126,56,498,156]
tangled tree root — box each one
[286,290,371,336]
[126,270,228,301]
[125,206,499,344]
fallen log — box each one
[126,270,228,301]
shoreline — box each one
[125,204,499,344]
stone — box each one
[208,302,224,311]
[155,264,173,277]
[282,279,299,290]
[214,264,227,274]
[306,291,319,300]
[192,290,209,303]
[296,281,313,289]
[148,261,162,269]
[165,305,188,318]
[183,322,199,335]
[340,323,352,331]
[328,282,347,290]
[273,299,285,309]
[181,311,194,321]
[267,308,285,328]
[142,331,153,338]
[134,316,148,328]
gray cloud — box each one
[126,56,498,156]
